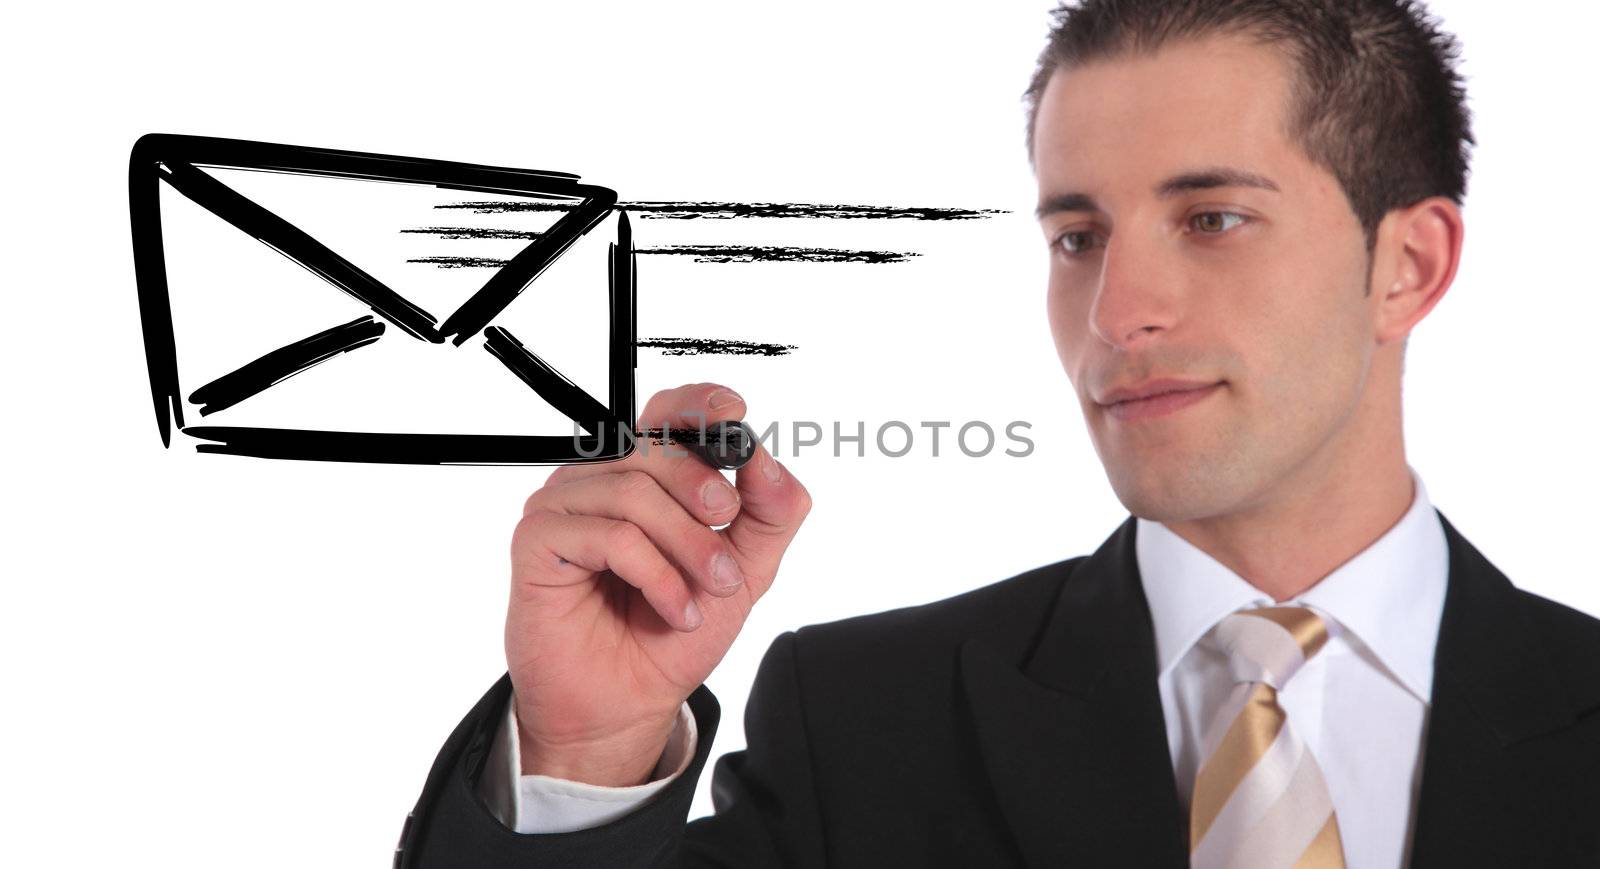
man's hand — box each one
[505,383,812,786]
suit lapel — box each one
[960,516,1188,868]
[1408,508,1589,867]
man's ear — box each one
[1370,196,1464,345]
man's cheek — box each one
[1045,281,1084,354]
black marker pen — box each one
[636,420,758,470]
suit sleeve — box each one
[395,630,828,868]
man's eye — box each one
[1190,211,1247,234]
[1054,230,1101,256]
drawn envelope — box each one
[128,133,636,464]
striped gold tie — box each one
[1188,606,1345,869]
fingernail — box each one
[702,479,739,513]
[762,451,783,484]
[683,598,703,630]
[711,553,745,591]
[707,389,744,410]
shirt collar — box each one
[1135,466,1449,702]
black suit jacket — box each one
[395,510,1600,867]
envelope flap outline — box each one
[132,133,618,345]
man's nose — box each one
[1087,231,1179,350]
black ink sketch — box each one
[129,134,1004,466]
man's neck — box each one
[1158,458,1416,602]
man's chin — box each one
[1102,461,1238,524]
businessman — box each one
[396,1,1600,866]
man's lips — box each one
[1096,377,1221,405]
[1098,380,1224,422]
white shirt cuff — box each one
[478,694,698,834]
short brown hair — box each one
[1024,0,1475,251]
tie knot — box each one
[1209,606,1331,690]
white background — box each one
[5,1,1597,866]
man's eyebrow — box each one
[1034,167,1282,220]
[1156,167,1281,198]
[1034,192,1100,220]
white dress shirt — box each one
[1139,465,1447,868]
[482,466,1449,867]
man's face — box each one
[1034,34,1384,523]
